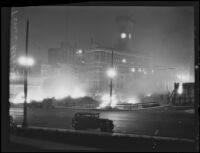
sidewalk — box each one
[10,135,102,151]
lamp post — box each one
[106,49,116,109]
[18,56,34,128]
[18,19,35,128]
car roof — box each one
[76,112,100,115]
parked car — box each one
[72,112,114,132]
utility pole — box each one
[22,19,29,128]
[109,49,114,109]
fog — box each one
[10,6,194,106]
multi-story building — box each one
[42,44,153,100]
[81,47,152,99]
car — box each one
[72,112,114,132]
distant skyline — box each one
[11,6,194,75]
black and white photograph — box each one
[1,1,199,152]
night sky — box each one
[12,6,194,75]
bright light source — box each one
[152,69,154,73]
[120,33,127,39]
[27,58,34,66]
[122,58,127,63]
[76,49,83,54]
[53,86,86,99]
[18,56,34,66]
[177,83,183,94]
[131,67,135,72]
[107,68,117,78]
[81,61,85,64]
[127,97,140,104]
[100,94,110,108]
[10,89,44,104]
[99,94,118,108]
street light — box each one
[18,56,34,66]
[18,56,34,128]
[106,49,117,110]
[120,33,127,39]
[107,68,117,78]
[106,68,117,109]
[20,19,34,128]
[76,49,83,55]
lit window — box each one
[131,67,135,72]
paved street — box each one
[10,106,195,139]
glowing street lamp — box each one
[107,68,117,78]
[120,33,127,39]
[19,19,35,128]
[106,49,117,110]
[107,67,117,110]
[18,56,34,66]
[76,49,83,55]
[18,56,34,128]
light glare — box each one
[127,97,140,104]
[18,56,34,66]
[99,94,118,108]
[107,68,117,78]
[120,33,127,39]
[177,83,183,94]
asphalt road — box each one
[10,106,195,139]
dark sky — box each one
[12,6,194,75]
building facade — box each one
[81,47,153,100]
[42,44,153,101]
